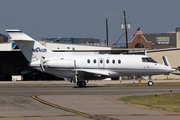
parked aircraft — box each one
[162,56,180,75]
[6,29,175,87]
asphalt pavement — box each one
[0,79,180,85]
[0,80,180,120]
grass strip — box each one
[115,92,180,113]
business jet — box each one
[6,29,175,87]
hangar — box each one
[0,39,113,81]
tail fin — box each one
[162,56,170,67]
[6,29,52,63]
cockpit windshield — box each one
[142,57,157,63]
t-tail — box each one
[6,29,52,72]
[162,55,180,75]
[162,56,170,67]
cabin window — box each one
[118,60,121,64]
[100,59,103,63]
[106,59,109,64]
[142,57,157,63]
[87,59,90,63]
[112,59,115,64]
[94,59,96,63]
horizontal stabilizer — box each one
[6,29,35,41]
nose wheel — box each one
[148,81,153,86]
[148,76,153,86]
[77,81,86,87]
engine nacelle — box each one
[44,59,75,69]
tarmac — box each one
[0,79,180,120]
[0,79,180,85]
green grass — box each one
[115,92,180,113]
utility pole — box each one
[124,11,128,53]
[106,18,108,46]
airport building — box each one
[128,32,176,50]
[41,37,100,46]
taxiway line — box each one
[31,94,119,120]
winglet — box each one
[6,29,35,41]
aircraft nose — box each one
[166,67,175,73]
[158,64,175,73]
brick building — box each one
[128,34,152,50]
[128,32,176,50]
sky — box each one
[0,0,180,44]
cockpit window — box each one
[142,57,157,63]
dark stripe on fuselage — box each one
[31,66,162,72]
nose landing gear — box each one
[148,81,153,86]
[148,76,153,86]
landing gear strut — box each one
[148,76,153,86]
[77,81,86,87]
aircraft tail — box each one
[162,56,170,67]
[162,55,180,75]
[6,29,53,65]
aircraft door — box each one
[98,58,104,68]
[74,60,76,69]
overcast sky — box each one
[0,0,180,44]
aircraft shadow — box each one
[73,85,105,88]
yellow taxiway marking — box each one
[32,94,119,120]
[31,94,180,120]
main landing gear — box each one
[148,76,153,86]
[77,81,86,87]
[73,71,86,87]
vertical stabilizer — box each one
[162,56,170,67]
[6,29,52,63]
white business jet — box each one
[6,29,175,87]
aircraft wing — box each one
[73,69,119,77]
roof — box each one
[146,47,180,53]
[143,33,176,44]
